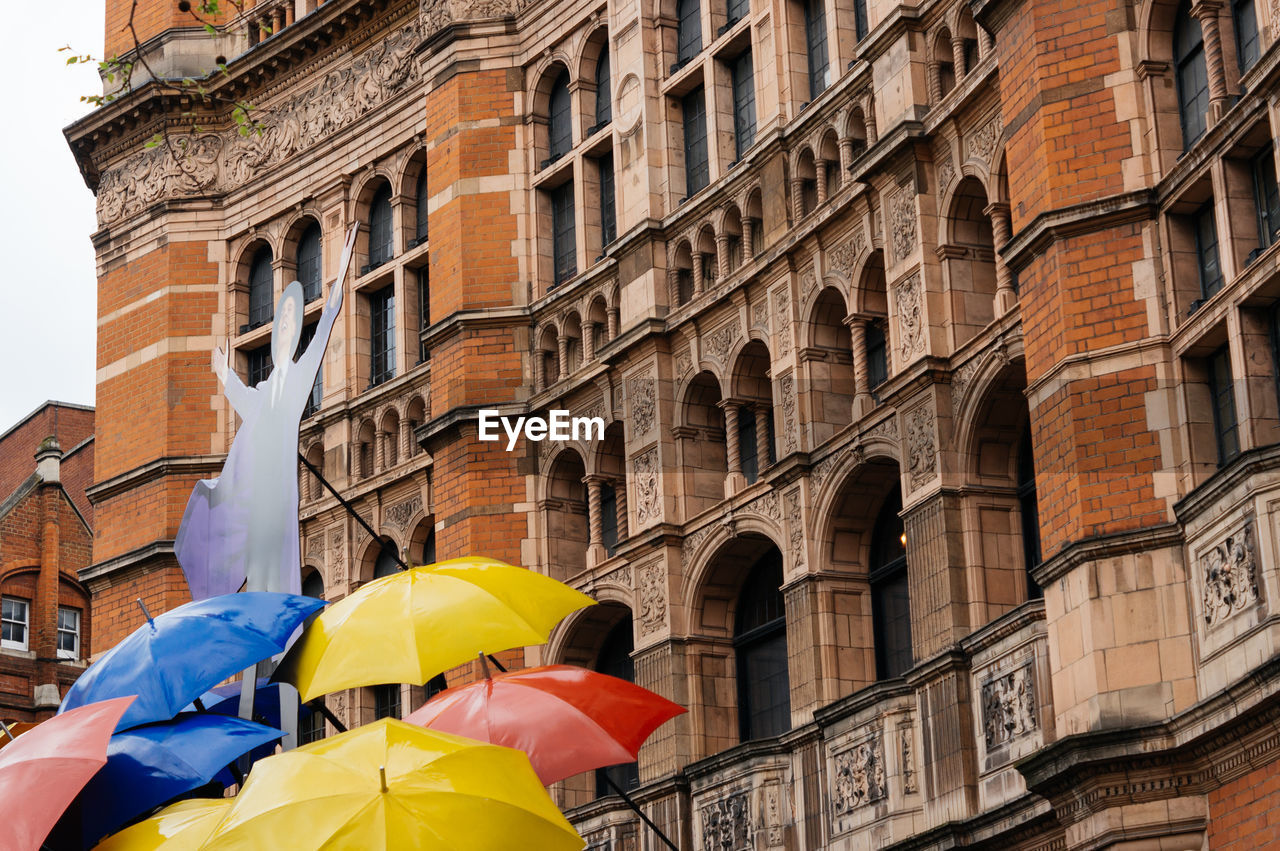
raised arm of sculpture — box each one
[294,224,359,381]
[212,345,259,416]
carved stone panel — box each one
[832,735,886,817]
[637,562,668,637]
[981,663,1038,749]
[780,372,798,455]
[631,446,661,527]
[905,403,937,490]
[627,371,657,438]
[328,527,347,583]
[893,274,924,362]
[383,494,422,534]
[1202,521,1260,627]
[889,187,917,262]
[700,790,750,850]
[786,489,805,569]
[901,725,918,794]
[966,115,1002,165]
[773,288,793,358]
[704,322,741,366]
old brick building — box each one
[0,402,95,725]
[66,0,1280,846]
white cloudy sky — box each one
[0,4,105,432]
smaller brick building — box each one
[0,402,94,724]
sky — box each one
[0,4,105,433]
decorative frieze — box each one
[700,790,750,850]
[889,187,917,262]
[773,288,792,358]
[420,0,518,38]
[780,373,798,454]
[967,115,1002,165]
[893,274,924,361]
[901,725,918,794]
[981,663,1038,749]
[704,322,741,366]
[746,490,782,522]
[1202,522,1260,627]
[627,372,657,437]
[905,404,937,489]
[383,494,422,533]
[631,447,661,526]
[637,562,668,636]
[786,489,805,569]
[832,735,886,815]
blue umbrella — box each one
[185,678,314,730]
[79,713,283,846]
[59,592,326,731]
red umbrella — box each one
[404,663,684,786]
[0,695,134,851]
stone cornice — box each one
[1173,443,1280,522]
[1031,522,1183,587]
[80,540,177,584]
[85,455,227,505]
[1001,190,1157,274]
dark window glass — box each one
[1271,301,1280,410]
[549,71,573,160]
[373,684,401,719]
[677,0,702,62]
[1174,2,1209,148]
[296,323,322,417]
[599,154,617,248]
[297,222,323,303]
[247,345,273,389]
[415,170,429,242]
[731,51,757,161]
[739,408,759,483]
[804,0,830,99]
[1017,428,1043,600]
[425,674,448,700]
[374,542,400,579]
[595,45,612,127]
[677,269,694,305]
[368,183,394,267]
[683,87,710,196]
[1208,346,1240,466]
[866,321,888,389]
[302,570,324,600]
[421,529,437,564]
[595,620,639,796]
[248,246,274,330]
[870,488,912,679]
[300,704,325,744]
[601,482,618,557]
[727,0,749,24]
[1253,147,1280,249]
[417,268,430,364]
[551,181,577,285]
[735,550,789,741]
[1194,203,1224,298]
[1235,0,1259,72]
[370,285,396,387]
[854,0,868,40]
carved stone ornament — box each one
[967,115,1001,165]
[893,274,924,362]
[682,522,717,562]
[780,373,799,454]
[1202,522,1260,627]
[676,349,694,380]
[763,784,785,846]
[700,790,750,851]
[704,322,741,365]
[890,187,917,262]
[420,0,518,39]
[937,153,955,198]
[901,726,918,793]
[905,404,937,489]
[827,235,858,280]
[812,454,840,490]
[627,372,657,437]
[752,300,769,331]
[832,736,886,815]
[864,413,898,443]
[96,23,423,226]
[950,355,984,415]
[383,494,423,533]
[601,563,632,589]
[637,562,668,636]
[773,289,792,358]
[801,269,819,304]
[327,527,345,579]
[632,447,661,526]
[787,489,805,569]
[306,534,325,559]
[982,662,1038,749]
[747,490,782,522]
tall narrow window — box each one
[599,154,617,248]
[677,0,702,64]
[56,607,81,660]
[595,45,612,129]
[1,597,29,651]
[300,705,325,744]
[549,70,573,161]
[1208,345,1240,465]
[368,183,394,268]
[854,0,868,40]
[1194,203,1224,298]
[594,620,639,796]
[1253,147,1280,250]
[551,181,577,286]
[804,0,830,100]
[866,321,888,389]
[374,542,400,579]
[1234,0,1259,72]
[296,222,322,303]
[682,87,710,196]
[297,323,322,418]
[1017,429,1043,600]
[247,345,273,389]
[870,488,912,679]
[739,408,759,483]
[601,482,618,556]
[417,268,430,364]
[369,285,396,388]
[415,170,429,245]
[731,51,757,161]
[735,550,789,741]
[727,0,749,25]
[248,246,274,330]
[1174,2,1209,149]
[373,684,401,719]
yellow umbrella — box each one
[92,799,232,850]
[275,557,594,702]
[201,719,584,850]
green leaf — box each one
[204,23,217,36]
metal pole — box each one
[603,774,680,851]
[298,453,410,570]
[0,719,15,742]
[309,699,348,734]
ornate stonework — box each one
[827,235,859,280]
[905,404,937,489]
[901,725,918,794]
[780,373,799,454]
[981,663,1038,749]
[937,153,955,197]
[832,736,886,815]
[704,322,741,366]
[893,274,924,362]
[746,490,782,522]
[637,562,667,636]
[420,0,518,38]
[383,493,422,533]
[787,489,805,569]
[967,115,1002,165]
[1202,522,1260,627]
[682,522,718,562]
[328,527,347,581]
[752,300,769,331]
[890,187,917,262]
[631,447,661,526]
[627,372,657,437]
[675,349,694,380]
[773,288,792,358]
[306,533,324,561]
[700,790,750,850]
[801,269,819,305]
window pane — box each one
[739,410,759,483]
[1209,346,1240,465]
[599,154,617,247]
[549,72,573,159]
[373,684,401,719]
[2,597,29,650]
[683,87,710,195]
[1235,0,1259,72]
[870,489,912,679]
[297,223,323,303]
[1017,433,1043,599]
[727,0,749,23]
[1174,6,1208,148]
[601,482,618,556]
[57,607,80,659]
[370,286,396,387]
[866,322,888,388]
[854,0,868,40]
[804,0,830,99]
[1254,148,1280,249]
[300,703,325,744]
[732,51,757,161]
[417,268,431,364]
[296,323,322,417]
[248,246,274,329]
[734,551,789,741]
[552,181,577,285]
[677,0,702,62]
[595,46,612,127]
[595,621,638,796]
[248,346,273,389]
[374,542,400,579]
[416,171,429,241]
[369,184,394,266]
[1194,203,1223,298]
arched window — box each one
[676,0,702,64]
[248,245,274,330]
[549,70,573,160]
[374,541,400,579]
[368,183,394,268]
[594,619,639,796]
[870,488,912,679]
[1018,425,1043,599]
[1174,1,1209,149]
[302,570,324,601]
[594,44,612,129]
[415,170,429,245]
[735,549,789,741]
[1234,0,1259,72]
[296,222,322,303]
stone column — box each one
[271,8,284,36]
[816,160,829,205]
[668,266,682,305]
[742,219,756,261]
[692,252,705,296]
[721,401,746,496]
[716,233,731,279]
[928,61,943,103]
[978,27,993,59]
[284,3,294,26]
[791,178,805,220]
[534,352,546,393]
[585,475,607,566]
[374,430,386,473]
[583,322,597,362]
[986,202,1017,314]
[839,137,855,177]
[1191,0,1231,121]
[845,314,873,418]
[614,477,629,542]
[864,102,877,144]
[951,34,967,80]
[401,418,413,461]
[607,306,619,340]
[754,405,772,470]
[557,334,570,380]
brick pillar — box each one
[1191,0,1231,121]
[986,202,1017,314]
[846,315,873,418]
[34,439,62,717]
[721,401,746,496]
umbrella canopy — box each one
[202,718,584,850]
[93,799,233,851]
[275,558,594,702]
[60,592,326,731]
[79,713,282,846]
[405,664,685,784]
[185,678,314,730]
[0,696,134,851]
[0,720,37,751]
